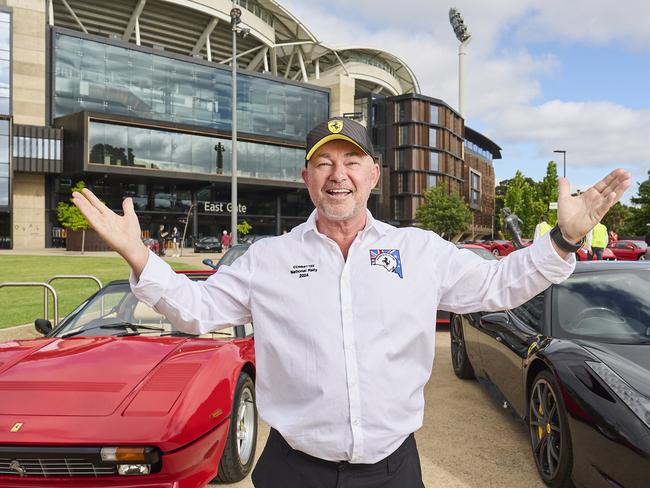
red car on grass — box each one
[607,240,647,261]
[0,270,256,487]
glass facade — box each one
[470,170,480,207]
[0,11,10,115]
[0,119,9,207]
[53,32,329,143]
[429,127,437,148]
[89,121,305,182]
[465,140,493,161]
[429,151,439,171]
[430,104,438,124]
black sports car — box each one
[450,262,650,488]
[193,236,223,253]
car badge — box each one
[10,422,23,433]
[9,460,26,476]
[328,119,343,133]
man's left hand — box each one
[557,168,631,243]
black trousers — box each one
[252,429,425,488]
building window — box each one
[470,170,481,207]
[0,11,10,115]
[430,104,438,124]
[398,125,409,145]
[429,128,437,148]
[88,120,303,182]
[427,174,437,188]
[397,173,408,193]
[429,151,439,171]
[394,149,402,170]
[393,198,403,219]
[53,31,329,144]
[396,102,407,122]
[0,119,8,207]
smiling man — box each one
[72,116,630,488]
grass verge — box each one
[0,256,201,329]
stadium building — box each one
[0,0,500,250]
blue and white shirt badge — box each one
[369,249,403,279]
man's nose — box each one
[328,163,347,181]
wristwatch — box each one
[549,225,585,252]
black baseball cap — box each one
[305,117,374,164]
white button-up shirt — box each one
[131,210,574,464]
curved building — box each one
[1,0,498,249]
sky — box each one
[280,0,650,203]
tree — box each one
[535,161,560,226]
[415,185,471,239]
[57,181,91,254]
[237,220,252,237]
[602,202,632,235]
[625,170,650,236]
[502,171,537,238]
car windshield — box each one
[554,269,650,344]
[464,247,497,260]
[217,245,250,269]
[51,282,240,339]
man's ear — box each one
[301,166,309,186]
[371,161,380,189]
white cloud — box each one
[279,0,650,200]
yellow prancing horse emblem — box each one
[10,423,23,433]
[328,120,343,133]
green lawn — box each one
[0,256,201,329]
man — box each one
[155,224,167,257]
[533,215,552,241]
[591,221,608,260]
[220,229,231,251]
[72,117,630,488]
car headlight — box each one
[586,361,650,429]
[100,446,160,475]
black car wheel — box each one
[214,372,257,483]
[528,370,573,487]
[450,314,474,379]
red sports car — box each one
[607,240,647,261]
[0,270,256,487]
[476,239,517,257]
[576,246,617,261]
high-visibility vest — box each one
[592,223,608,248]
[538,221,552,237]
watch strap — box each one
[550,225,584,253]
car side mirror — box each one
[34,318,53,335]
[202,258,217,269]
[479,312,510,331]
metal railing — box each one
[0,283,59,327]
[45,275,103,324]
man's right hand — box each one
[72,188,149,278]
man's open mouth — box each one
[325,189,353,197]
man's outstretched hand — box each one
[72,188,149,277]
[557,168,631,244]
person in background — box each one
[155,224,168,257]
[591,221,608,260]
[171,226,180,257]
[578,228,593,260]
[533,215,552,241]
[608,229,618,245]
[220,229,231,252]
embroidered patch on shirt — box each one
[369,249,403,278]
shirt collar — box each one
[301,209,391,242]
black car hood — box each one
[581,342,650,397]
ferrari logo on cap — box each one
[328,120,343,133]
[10,423,23,433]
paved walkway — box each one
[0,247,224,269]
